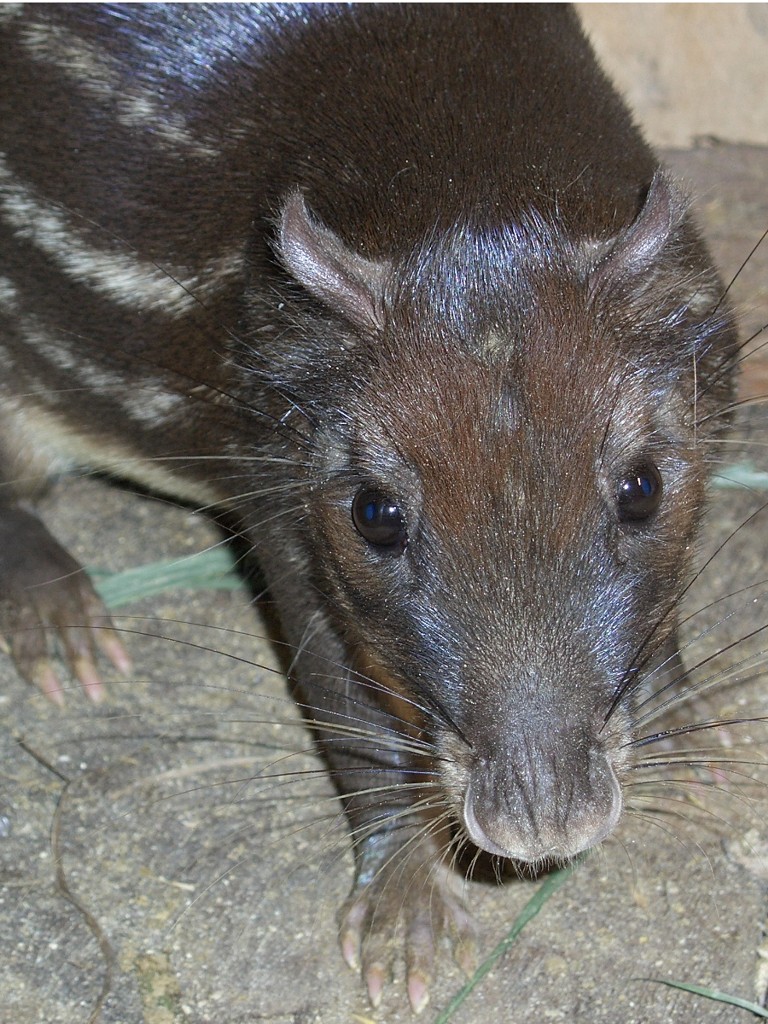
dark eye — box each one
[617,462,663,522]
[351,487,407,553]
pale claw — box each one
[0,504,131,702]
[339,831,477,1013]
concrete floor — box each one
[1,144,767,1024]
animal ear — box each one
[277,190,389,335]
[593,171,689,285]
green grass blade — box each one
[642,978,768,1018]
[713,463,768,490]
[434,861,580,1024]
[89,548,241,609]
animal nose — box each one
[461,741,623,862]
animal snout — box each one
[460,734,623,863]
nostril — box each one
[460,748,623,863]
[462,785,517,859]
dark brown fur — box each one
[0,3,739,1011]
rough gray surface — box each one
[1,145,767,1024]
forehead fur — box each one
[386,210,593,352]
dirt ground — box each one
[1,145,767,1024]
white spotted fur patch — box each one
[15,318,185,427]
[481,330,510,358]
[0,154,244,315]
[17,19,222,160]
[0,392,219,505]
[0,275,19,311]
[0,5,23,24]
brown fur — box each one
[0,3,739,1010]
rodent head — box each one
[267,175,737,864]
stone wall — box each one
[576,3,768,147]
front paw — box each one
[338,829,477,1014]
[0,504,130,703]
